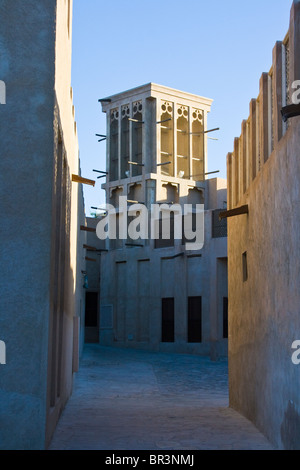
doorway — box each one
[84,291,99,343]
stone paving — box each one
[49,344,273,450]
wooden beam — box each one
[128,161,144,166]
[72,174,95,187]
[281,103,300,122]
[80,225,96,233]
[219,204,249,220]
[125,243,144,247]
[161,252,185,260]
[85,256,97,262]
[83,244,97,251]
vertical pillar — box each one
[106,112,110,183]
[249,99,257,182]
[156,98,161,171]
[234,137,240,206]
[203,111,208,176]
[290,0,300,86]
[188,107,193,179]
[259,73,269,164]
[241,120,247,194]
[145,96,156,174]
[118,105,121,181]
[246,120,250,189]
[272,41,284,143]
[226,152,233,210]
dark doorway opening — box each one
[161,298,175,342]
[188,296,202,343]
[85,291,99,343]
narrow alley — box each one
[49,345,273,450]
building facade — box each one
[226,0,300,449]
[83,216,107,344]
[0,0,86,449]
[96,84,228,357]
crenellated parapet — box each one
[227,0,300,210]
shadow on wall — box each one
[281,400,300,450]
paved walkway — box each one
[49,344,273,450]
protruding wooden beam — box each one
[83,244,97,251]
[85,257,97,262]
[125,243,144,247]
[281,103,300,122]
[72,174,95,187]
[219,204,249,220]
[128,161,144,166]
[128,118,144,124]
[80,225,96,233]
[157,162,171,167]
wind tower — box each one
[96,83,227,356]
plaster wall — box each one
[228,115,300,449]
[0,0,84,449]
[0,0,57,450]
[46,0,84,446]
[227,0,300,449]
[99,191,228,356]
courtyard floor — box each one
[49,344,273,450]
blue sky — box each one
[71,0,292,215]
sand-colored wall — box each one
[227,0,300,449]
[0,0,85,449]
[0,0,57,450]
[46,0,86,447]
